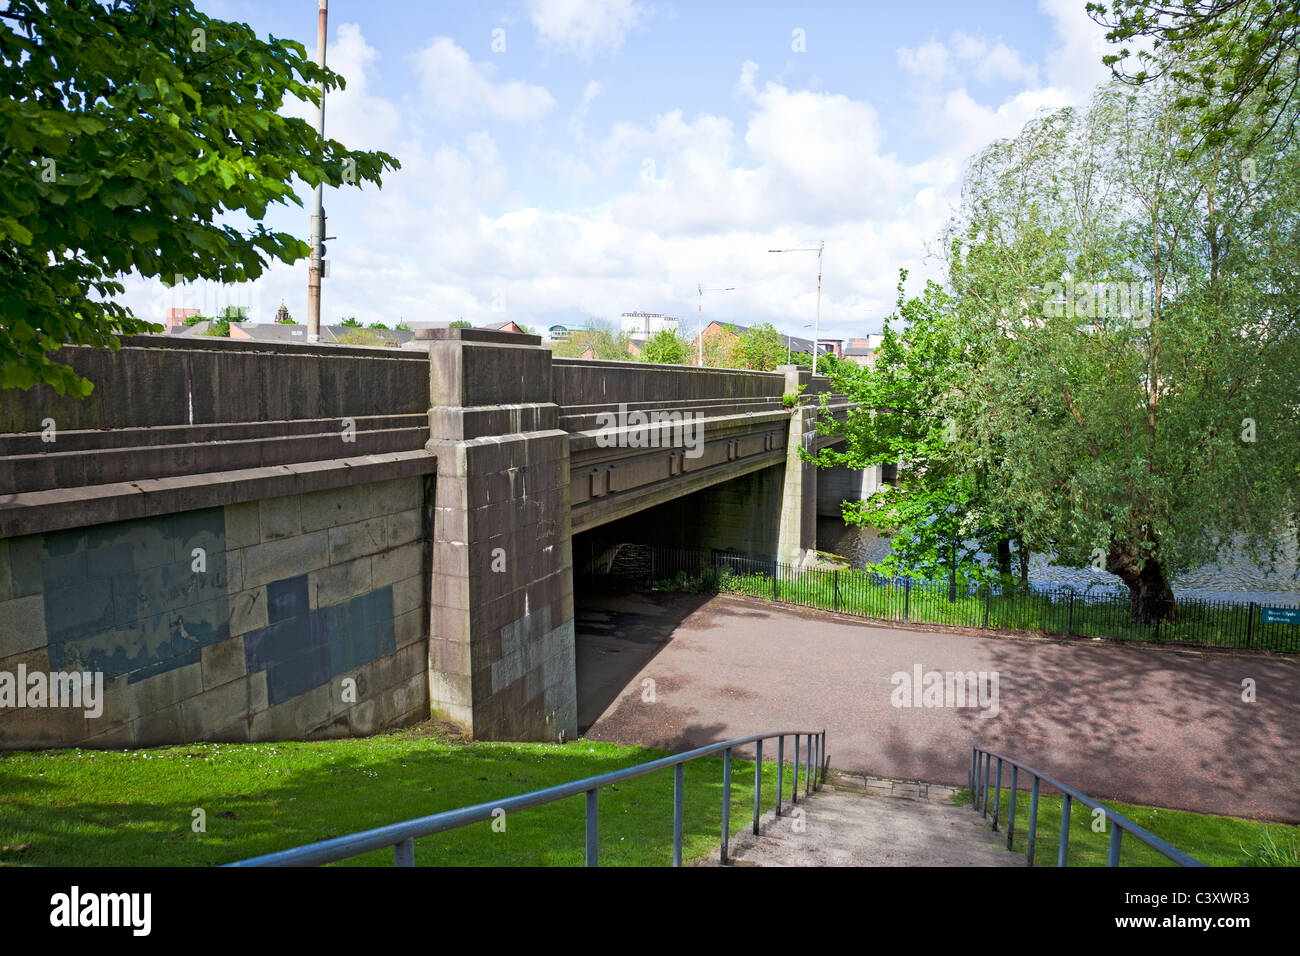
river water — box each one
[816,517,1300,605]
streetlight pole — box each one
[697,283,736,367]
[306,0,328,343]
[769,240,825,373]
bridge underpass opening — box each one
[570,465,789,733]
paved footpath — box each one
[576,588,1300,823]
[698,776,1020,867]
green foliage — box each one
[782,385,807,408]
[338,316,362,327]
[367,321,389,330]
[1089,0,1300,150]
[449,319,473,329]
[550,323,636,360]
[182,313,207,327]
[811,270,1007,586]
[699,327,739,367]
[394,321,410,331]
[1242,825,1300,866]
[203,317,230,337]
[943,80,1300,618]
[0,0,399,395]
[639,328,688,364]
[334,327,399,348]
[734,322,790,370]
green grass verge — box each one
[951,787,1300,866]
[0,728,814,867]
[650,567,1297,651]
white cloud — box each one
[528,0,649,59]
[899,31,1039,89]
[283,23,402,152]
[568,80,603,138]
[413,37,556,122]
[898,41,951,84]
[1038,0,1115,101]
[593,65,908,236]
[951,31,1040,86]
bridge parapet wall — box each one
[0,335,434,538]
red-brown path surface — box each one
[576,588,1300,823]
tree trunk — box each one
[996,537,1012,581]
[1017,540,1030,590]
[1109,552,1177,624]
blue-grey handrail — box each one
[970,745,1204,867]
[227,728,828,867]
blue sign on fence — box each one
[1261,607,1300,625]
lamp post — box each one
[769,240,824,373]
[697,284,736,367]
[306,0,329,343]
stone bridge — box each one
[0,329,871,748]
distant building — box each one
[844,334,884,368]
[547,323,595,343]
[620,312,679,337]
[479,320,528,334]
[818,338,844,360]
[165,307,199,328]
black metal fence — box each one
[582,544,1300,653]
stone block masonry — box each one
[0,330,855,748]
[0,476,430,749]
[423,328,578,742]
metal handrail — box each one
[969,745,1204,867]
[227,729,828,867]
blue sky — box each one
[127,0,1117,340]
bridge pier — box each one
[777,365,819,567]
[424,330,577,742]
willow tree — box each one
[1089,0,1300,150]
[0,0,399,395]
[946,80,1300,622]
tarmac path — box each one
[576,587,1300,823]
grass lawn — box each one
[0,725,812,867]
[951,787,1300,866]
[648,566,1300,652]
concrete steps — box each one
[699,774,1022,867]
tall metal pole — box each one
[770,242,823,371]
[696,285,735,367]
[306,0,328,343]
[814,241,823,374]
[697,284,703,367]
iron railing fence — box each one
[581,543,1300,652]
[970,746,1204,867]
[227,729,828,867]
